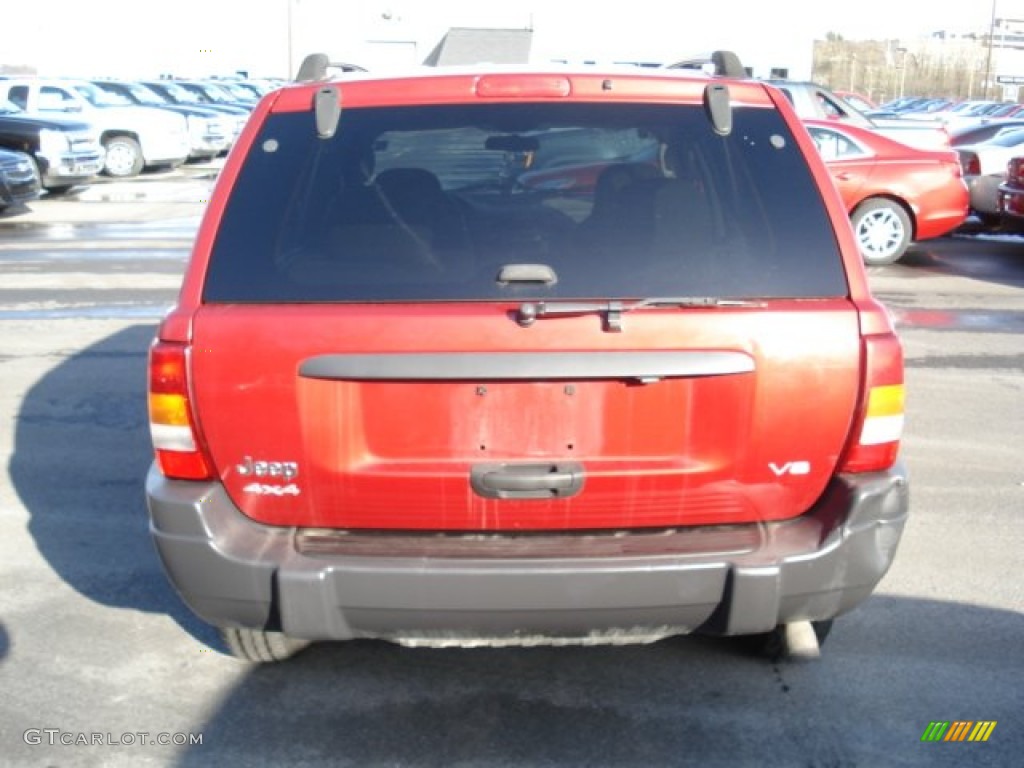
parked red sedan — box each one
[804,119,969,265]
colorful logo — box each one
[921,721,997,742]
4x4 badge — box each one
[242,483,301,497]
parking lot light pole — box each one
[897,48,908,99]
[984,0,997,99]
[287,0,294,79]
[286,0,304,79]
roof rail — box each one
[664,50,745,77]
[710,51,745,78]
[294,53,368,82]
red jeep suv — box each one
[146,53,908,662]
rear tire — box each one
[220,627,310,663]
[851,198,912,266]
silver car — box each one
[955,128,1024,224]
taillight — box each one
[960,153,981,177]
[1007,157,1024,186]
[148,340,213,480]
[838,333,905,473]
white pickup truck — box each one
[0,79,191,177]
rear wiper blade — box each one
[629,297,767,310]
[516,297,766,331]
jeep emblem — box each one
[236,456,299,481]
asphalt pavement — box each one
[2,162,219,225]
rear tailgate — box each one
[190,301,860,530]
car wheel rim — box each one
[105,145,136,176]
[857,209,904,261]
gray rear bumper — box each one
[146,462,908,645]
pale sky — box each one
[1,0,1009,80]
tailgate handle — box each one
[470,462,584,500]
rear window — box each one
[205,102,846,302]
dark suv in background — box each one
[146,52,909,663]
[0,146,41,211]
[0,99,103,193]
